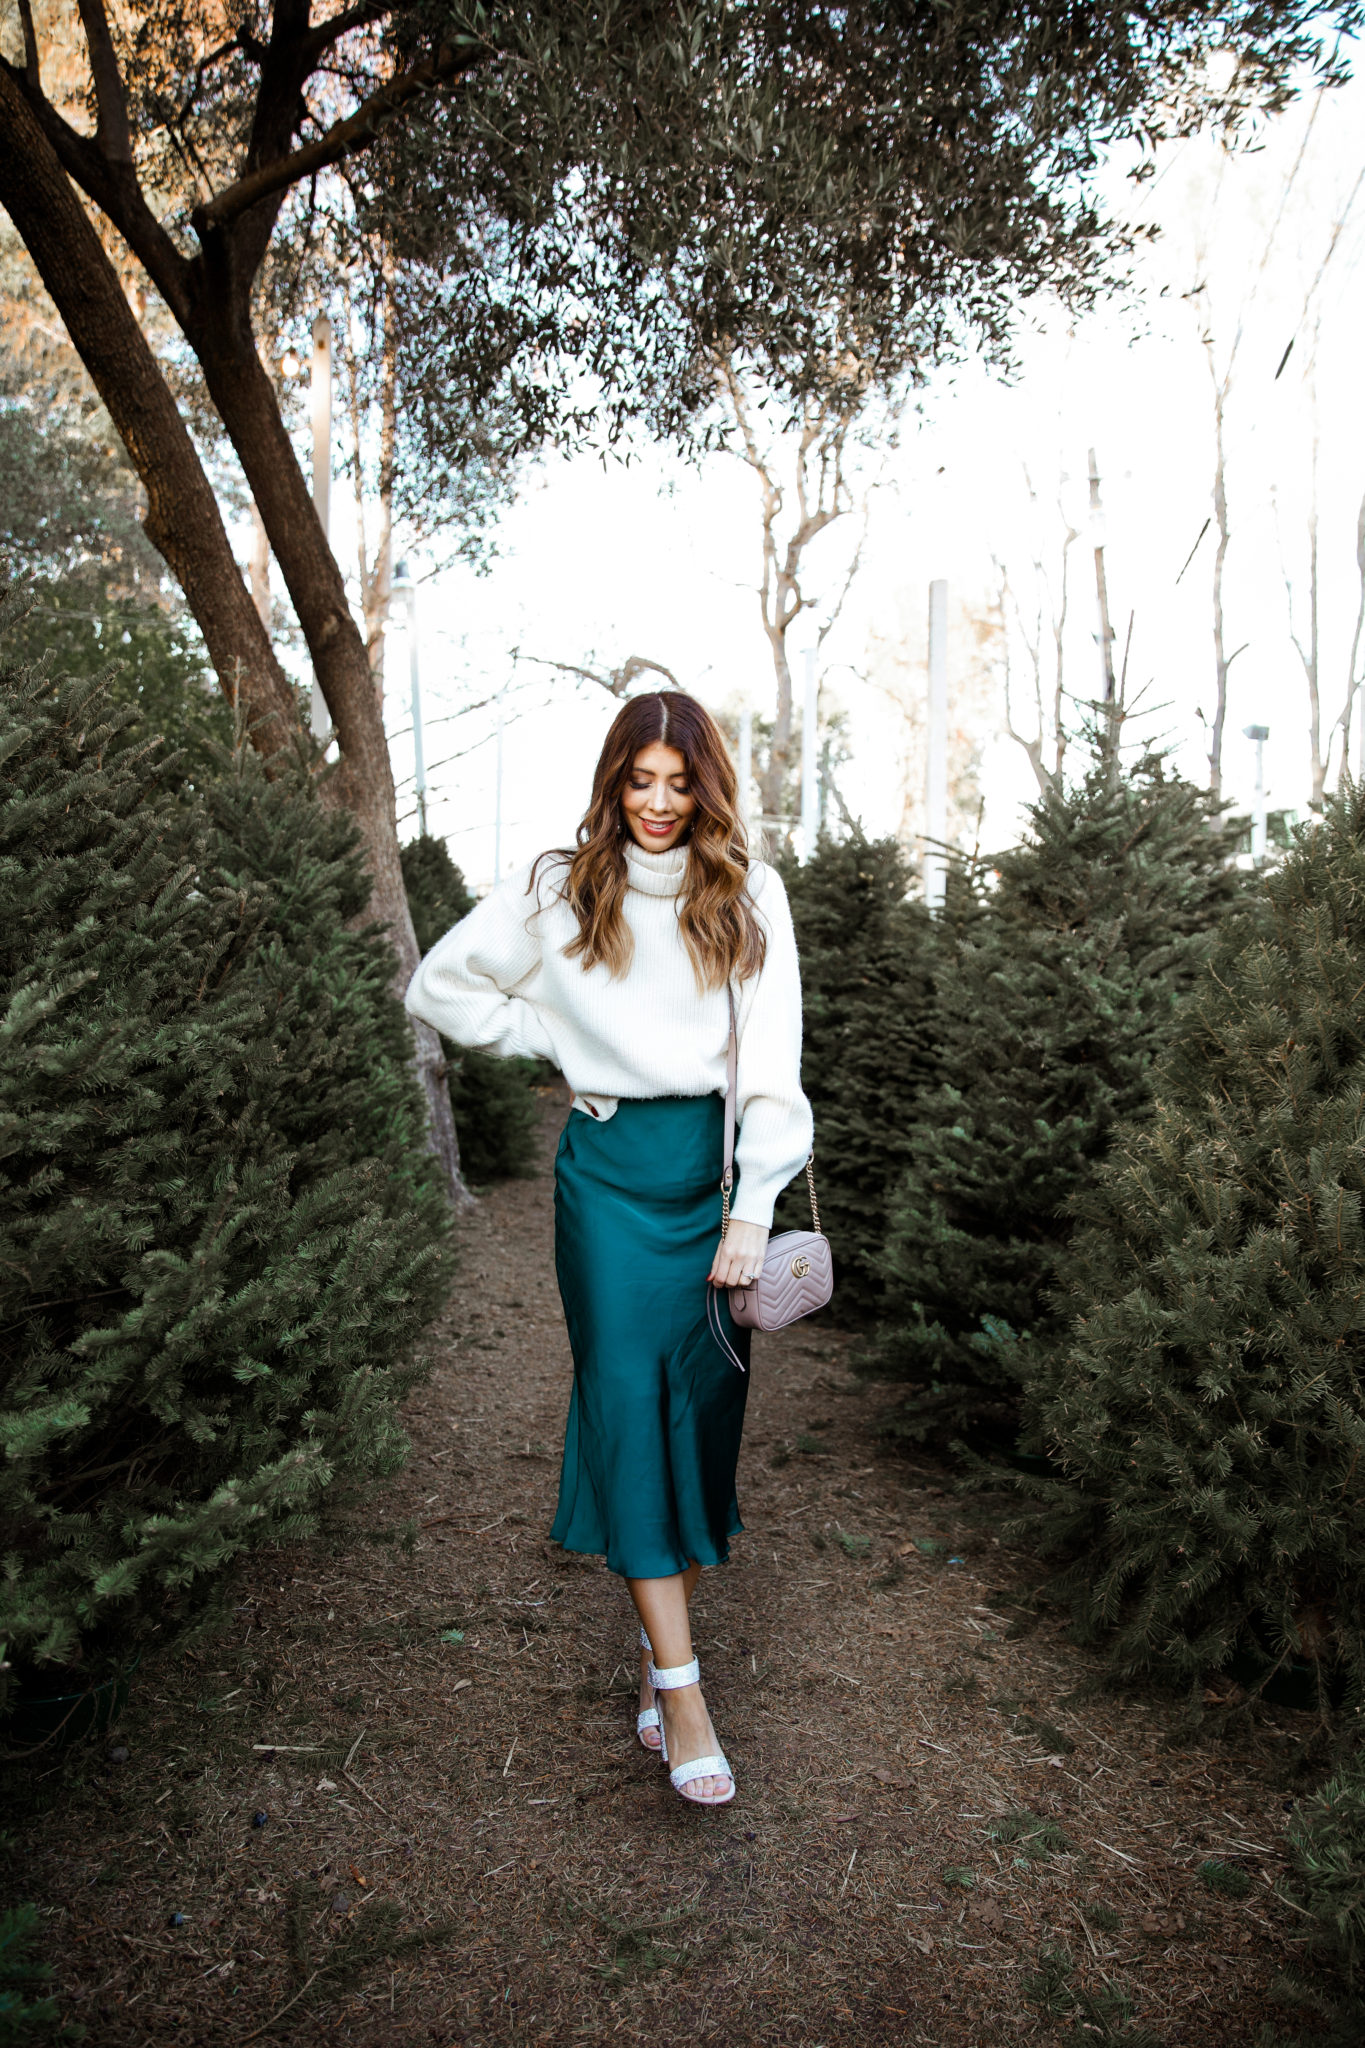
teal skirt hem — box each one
[549,1095,750,1579]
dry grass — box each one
[2,1094,1323,2045]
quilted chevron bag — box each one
[706,990,833,1371]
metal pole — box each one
[737,707,753,835]
[407,577,427,839]
[309,312,333,740]
[494,707,504,883]
[800,646,819,862]
[1244,723,1268,862]
[925,578,948,911]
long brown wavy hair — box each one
[534,692,766,989]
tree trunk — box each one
[759,620,795,827]
[0,75,470,1207]
[1207,379,1231,805]
[0,67,297,751]
[182,297,470,1207]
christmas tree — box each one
[399,834,543,1182]
[401,831,475,951]
[776,834,938,1301]
[872,739,1237,1444]
[0,619,452,1680]
[1265,1750,1365,2045]
[1020,781,1365,1704]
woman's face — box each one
[620,742,696,853]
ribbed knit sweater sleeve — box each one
[404,861,557,1062]
[731,864,814,1227]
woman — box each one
[405,691,812,1807]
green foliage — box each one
[1021,1944,1161,2046]
[1199,1860,1252,1899]
[1083,1902,1123,1934]
[5,586,232,781]
[0,402,232,781]
[400,833,474,954]
[282,1883,454,2024]
[399,835,542,1183]
[1258,1756,1365,2047]
[0,626,452,1678]
[0,1905,82,2043]
[987,1810,1071,1858]
[1020,783,1365,1702]
[0,403,158,589]
[374,3,1354,471]
[449,1048,542,1183]
[1286,1760,1365,1989]
[871,741,1237,1443]
[775,833,936,1302]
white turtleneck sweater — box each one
[404,842,812,1227]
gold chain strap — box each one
[720,1155,820,1239]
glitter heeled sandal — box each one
[648,1655,735,1807]
[635,1625,663,1753]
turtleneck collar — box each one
[623,839,688,897]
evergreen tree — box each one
[1019,784,1365,1703]
[0,621,451,1679]
[399,835,542,1184]
[1267,1751,1365,2045]
[872,742,1237,1443]
[0,1904,80,2043]
[401,832,475,952]
[775,834,938,1302]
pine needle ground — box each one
[1,1094,1323,2046]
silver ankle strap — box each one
[647,1657,700,1690]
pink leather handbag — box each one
[706,989,833,1371]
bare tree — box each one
[1190,91,1359,802]
[1281,379,1365,807]
[996,466,1077,794]
[1340,488,1365,784]
[1281,394,1326,806]
[716,356,891,830]
[1275,150,1365,798]
[338,266,398,695]
[517,652,679,699]
[1203,327,1236,802]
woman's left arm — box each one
[709,865,813,1285]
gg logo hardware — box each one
[790,1253,811,1279]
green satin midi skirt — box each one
[550,1094,751,1579]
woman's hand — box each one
[709,1219,769,1291]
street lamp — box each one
[1243,724,1269,863]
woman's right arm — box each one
[405,861,556,1062]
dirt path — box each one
[7,1095,1314,2046]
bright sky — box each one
[328,59,1365,894]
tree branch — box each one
[299,0,397,66]
[75,0,133,164]
[0,55,195,320]
[15,0,39,86]
[1336,487,1365,785]
[194,39,485,232]
[519,652,678,698]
